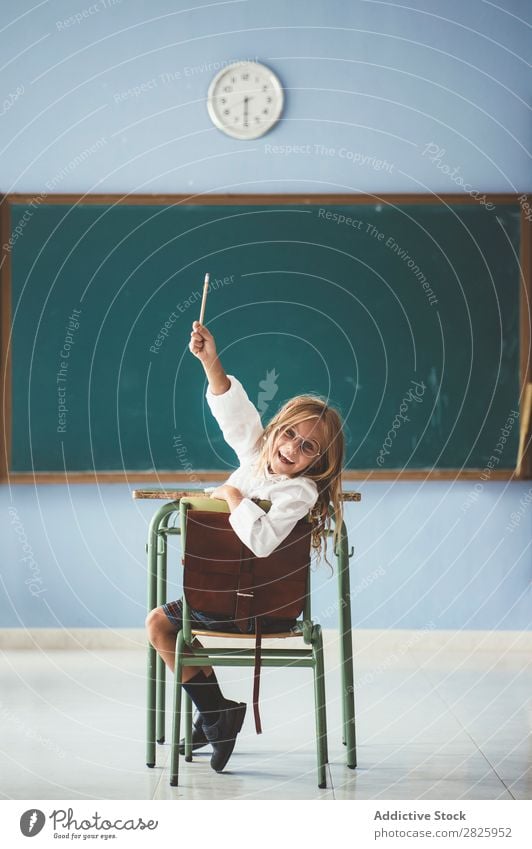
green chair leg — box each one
[146,643,157,768]
[339,600,356,767]
[156,654,166,744]
[146,502,179,769]
[170,630,185,786]
[184,691,193,762]
[312,625,328,788]
[146,515,160,768]
[156,520,169,744]
[337,521,357,768]
[342,629,357,769]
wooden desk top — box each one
[132,489,361,502]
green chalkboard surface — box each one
[5,196,523,475]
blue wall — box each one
[2,0,530,195]
[2,481,531,629]
[1,0,531,629]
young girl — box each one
[146,320,344,773]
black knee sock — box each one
[182,669,225,726]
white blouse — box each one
[205,375,318,557]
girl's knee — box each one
[145,607,170,638]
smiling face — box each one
[268,417,324,477]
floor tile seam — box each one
[324,739,482,770]
[324,712,508,792]
[350,727,496,780]
[416,660,532,777]
[474,735,529,781]
[0,746,97,800]
[0,645,147,712]
[157,758,334,799]
[327,764,515,800]
[326,761,336,799]
[412,646,531,725]
[413,656,512,772]
[452,769,516,801]
[152,757,173,799]
[497,778,517,800]
[487,759,530,799]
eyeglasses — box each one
[279,426,321,459]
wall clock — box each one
[207,61,284,140]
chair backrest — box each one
[180,499,313,632]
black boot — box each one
[181,668,224,725]
[203,701,247,772]
[178,710,208,755]
[181,669,246,772]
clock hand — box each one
[227,94,254,108]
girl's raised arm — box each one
[190,320,264,462]
[189,321,230,395]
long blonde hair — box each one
[254,395,345,564]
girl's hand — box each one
[189,321,217,365]
[210,484,244,512]
[189,320,230,395]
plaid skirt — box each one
[162,597,297,635]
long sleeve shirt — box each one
[205,375,318,557]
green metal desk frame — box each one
[133,489,359,781]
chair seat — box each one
[191,628,299,639]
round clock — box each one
[207,61,284,140]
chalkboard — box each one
[2,194,527,478]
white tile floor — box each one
[0,633,530,800]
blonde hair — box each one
[254,394,345,564]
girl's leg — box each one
[145,606,212,681]
[146,605,246,771]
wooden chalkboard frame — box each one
[1,192,531,483]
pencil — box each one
[199,273,209,325]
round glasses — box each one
[279,426,321,459]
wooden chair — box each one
[137,489,359,788]
[171,496,327,786]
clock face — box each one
[207,61,284,140]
